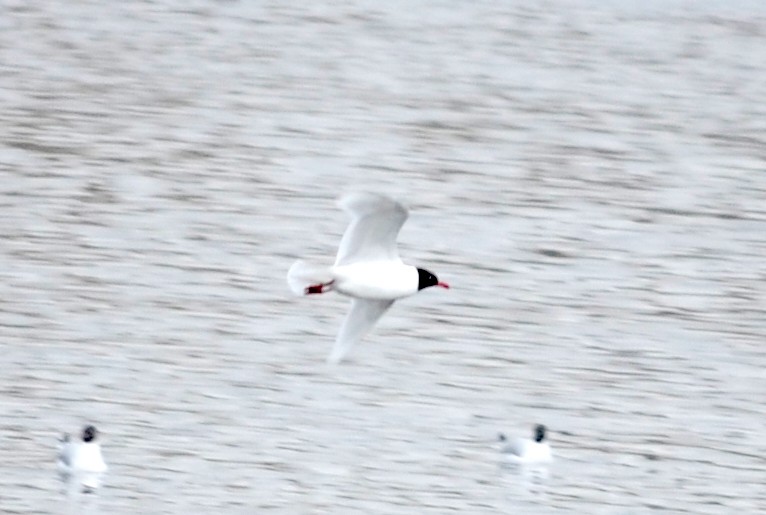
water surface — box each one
[1,1,764,513]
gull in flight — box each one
[288,192,449,363]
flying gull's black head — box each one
[82,425,98,443]
[534,424,546,443]
[417,268,450,291]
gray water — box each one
[1,1,765,513]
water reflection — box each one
[61,483,103,515]
[499,460,552,509]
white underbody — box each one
[332,261,418,300]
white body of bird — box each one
[502,438,552,463]
[332,261,419,300]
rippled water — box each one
[1,1,765,513]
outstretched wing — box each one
[334,192,408,266]
[328,298,394,364]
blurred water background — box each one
[1,0,765,513]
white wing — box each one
[57,439,73,473]
[328,298,394,364]
[502,438,528,458]
[334,193,408,266]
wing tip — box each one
[338,191,407,216]
[327,338,352,364]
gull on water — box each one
[57,425,108,493]
[499,424,553,464]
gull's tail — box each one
[287,260,334,295]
